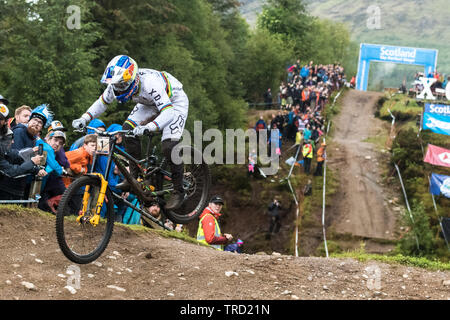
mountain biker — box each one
[72,55,189,210]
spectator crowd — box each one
[0,96,160,228]
[410,70,450,99]
[253,60,344,178]
[0,60,346,253]
[250,60,346,239]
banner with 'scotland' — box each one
[430,173,450,198]
[423,103,450,136]
[424,103,450,116]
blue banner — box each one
[423,112,450,136]
[356,43,438,91]
[430,173,450,198]
[424,103,450,116]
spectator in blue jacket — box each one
[254,115,267,144]
[224,239,244,253]
[47,120,70,169]
[254,115,267,131]
[95,124,126,221]
[37,131,67,213]
[94,123,124,180]
[300,65,310,82]
[303,124,312,142]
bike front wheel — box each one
[55,175,115,264]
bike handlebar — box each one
[75,126,153,138]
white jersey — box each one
[85,68,189,140]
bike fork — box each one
[76,174,109,227]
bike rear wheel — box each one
[159,145,211,224]
[55,175,115,264]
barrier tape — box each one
[322,155,329,258]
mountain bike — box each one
[56,126,210,264]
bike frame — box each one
[85,128,173,230]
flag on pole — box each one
[430,173,450,198]
[424,144,450,168]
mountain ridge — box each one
[239,0,450,79]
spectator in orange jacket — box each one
[63,134,97,187]
[196,195,233,251]
[314,142,326,176]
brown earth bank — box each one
[0,207,449,301]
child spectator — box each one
[64,134,97,187]
[248,149,257,178]
[37,131,67,213]
[224,239,244,253]
[47,120,70,170]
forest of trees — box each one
[0,0,356,136]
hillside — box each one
[239,0,450,88]
[1,206,450,302]
[1,89,450,302]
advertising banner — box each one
[422,112,450,136]
[356,43,438,91]
[430,173,450,198]
[424,144,450,167]
[424,103,450,116]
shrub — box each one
[397,200,435,257]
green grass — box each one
[0,204,53,218]
[333,251,450,271]
[378,94,422,121]
[363,133,389,152]
[0,204,208,247]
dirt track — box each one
[1,90,450,302]
[327,90,400,252]
[0,207,449,302]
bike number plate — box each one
[96,136,110,155]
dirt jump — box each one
[0,205,449,301]
[0,90,449,302]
